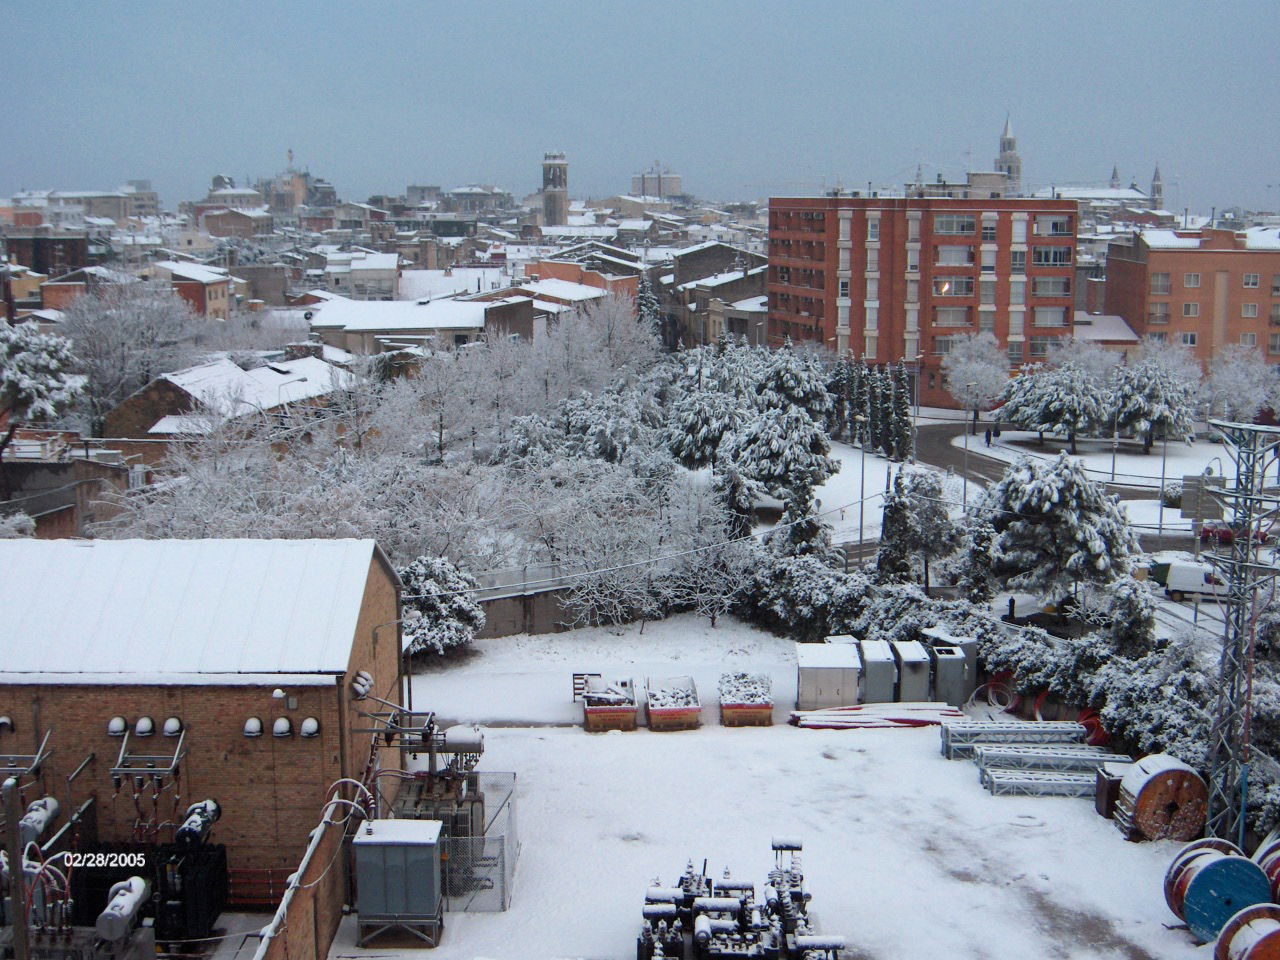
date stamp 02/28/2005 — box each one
[65,852,148,868]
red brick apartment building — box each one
[1105,227,1280,366]
[767,195,1078,407]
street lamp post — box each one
[910,353,924,463]
[1158,429,1169,535]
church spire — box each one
[995,115,1022,195]
[1110,164,1120,190]
[1150,163,1164,209]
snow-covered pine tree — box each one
[721,403,838,500]
[1111,338,1201,453]
[666,387,738,470]
[876,366,895,459]
[977,453,1138,602]
[1000,361,1108,453]
[0,324,83,498]
[892,360,914,462]
[827,353,850,440]
[772,485,835,560]
[851,356,868,446]
[637,274,662,336]
[712,454,761,540]
[757,337,834,421]
[875,469,914,583]
[954,514,998,603]
[874,467,956,588]
[399,555,487,656]
[864,362,881,452]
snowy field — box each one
[959,430,1239,489]
[381,616,1203,960]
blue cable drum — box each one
[1168,846,1272,944]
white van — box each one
[1162,562,1229,601]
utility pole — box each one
[3,777,30,960]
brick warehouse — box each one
[767,194,1078,408]
[0,538,403,880]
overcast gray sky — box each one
[4,0,1274,213]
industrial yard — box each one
[364,616,1204,960]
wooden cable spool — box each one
[1165,841,1272,944]
[1255,847,1280,903]
[1216,904,1280,960]
[1116,754,1208,841]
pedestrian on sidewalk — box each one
[984,428,992,447]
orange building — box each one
[523,259,638,298]
[768,193,1077,407]
[1105,227,1280,365]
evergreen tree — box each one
[874,467,957,588]
[637,275,663,337]
[772,485,835,560]
[712,455,760,541]
[955,514,998,603]
[0,324,83,498]
[757,337,834,420]
[1111,339,1200,454]
[721,404,838,500]
[827,354,851,440]
[892,360,914,462]
[875,469,914,583]
[865,364,882,454]
[666,388,738,470]
[400,555,487,656]
[977,453,1138,602]
[876,366,895,459]
[851,356,868,446]
[1000,361,1109,454]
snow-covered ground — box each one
[388,616,1202,960]
[1122,499,1193,533]
[959,430,1238,489]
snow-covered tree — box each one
[827,353,851,439]
[712,454,760,540]
[661,480,750,627]
[954,514,998,603]
[851,356,869,446]
[0,323,83,497]
[875,467,957,588]
[1205,344,1273,423]
[1047,338,1121,384]
[865,364,882,453]
[941,332,1009,425]
[0,511,35,538]
[721,404,838,499]
[399,555,487,656]
[771,485,835,560]
[976,453,1138,601]
[1111,338,1200,453]
[891,360,914,461]
[637,275,662,336]
[59,282,205,435]
[757,338,834,421]
[666,387,738,469]
[1000,361,1109,453]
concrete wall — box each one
[477,588,571,638]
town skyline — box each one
[2,0,1275,213]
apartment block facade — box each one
[767,195,1078,407]
[1104,228,1280,366]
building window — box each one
[933,277,974,297]
[867,248,879,272]
[933,336,957,355]
[867,219,880,241]
[777,266,791,284]
[935,214,976,235]
[1244,273,1260,289]
[980,279,997,305]
[1151,272,1172,295]
[1032,246,1072,266]
[1010,280,1027,305]
[1033,306,1067,327]
[1183,302,1200,318]
[1010,250,1026,275]
[906,249,919,272]
[1181,332,1198,347]
[1272,274,1280,296]
[1184,273,1201,288]
[979,313,996,333]
[1032,277,1071,297]
[934,306,971,326]
[907,279,919,303]
[838,279,850,298]
[907,217,920,242]
[1272,303,1280,325]
[1034,215,1073,236]
[1243,303,1259,318]
[1272,333,1280,355]
[981,248,996,273]
[1012,219,1027,243]
[1149,302,1170,324]
[1029,336,1060,357]
[1008,342,1024,363]
[866,278,879,300]
[981,223,997,242]
[1242,333,1257,347]
[936,245,975,266]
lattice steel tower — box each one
[1203,420,1280,845]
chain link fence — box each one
[440,772,519,912]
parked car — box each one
[1200,520,1274,546]
[1153,561,1229,601]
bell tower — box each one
[542,152,568,226]
[994,115,1022,195]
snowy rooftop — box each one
[310,297,489,332]
[399,267,507,300]
[515,277,608,302]
[730,295,768,312]
[1072,312,1139,343]
[154,260,229,285]
[0,539,387,681]
[1031,186,1148,202]
[324,251,399,274]
[160,354,357,417]
[795,642,860,668]
[1139,229,1204,250]
[677,265,767,291]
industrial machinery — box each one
[637,839,844,960]
[353,818,443,947]
[0,876,157,960]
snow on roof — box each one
[353,819,442,845]
[22,308,65,323]
[147,414,215,436]
[1139,229,1203,250]
[154,260,229,285]
[796,642,860,669]
[1244,227,1280,250]
[515,277,608,302]
[46,265,136,285]
[671,240,754,259]
[1072,312,1139,343]
[160,354,356,416]
[730,295,768,312]
[677,265,766,292]
[531,299,570,314]
[310,297,489,332]
[0,538,387,680]
[399,267,506,300]
[617,219,653,231]
[1031,186,1147,202]
[325,251,399,273]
